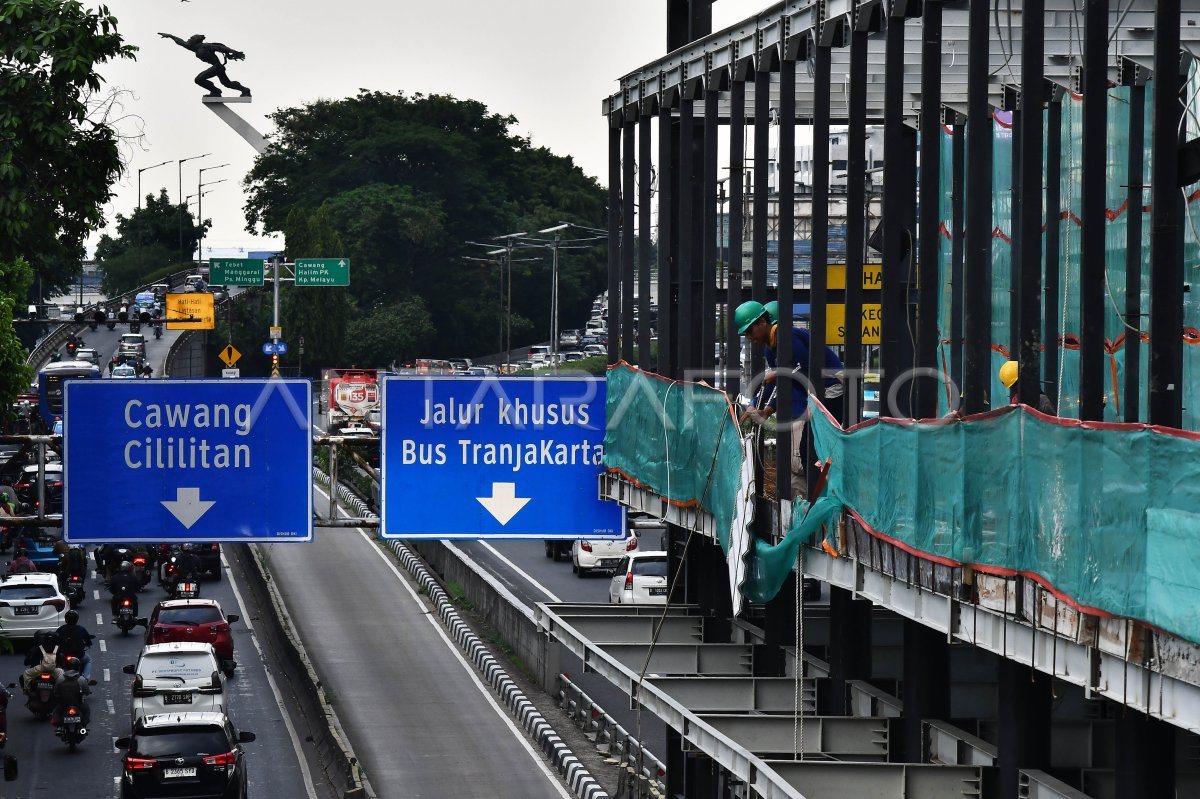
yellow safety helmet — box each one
[999,360,1019,389]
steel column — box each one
[1017,3,1045,409]
[1078,0,1108,421]
[901,618,949,764]
[638,112,654,368]
[1123,83,1146,423]
[752,69,770,378]
[658,103,676,379]
[950,117,965,398]
[915,4,941,418]
[608,122,622,367]
[776,59,795,500]
[726,79,746,397]
[997,658,1052,796]
[1115,709,1176,798]
[678,96,695,376]
[843,29,868,424]
[826,587,872,716]
[807,42,832,499]
[1148,0,1184,428]
[963,0,993,414]
[1043,99,1063,407]
[881,10,906,415]
[702,89,719,378]
[622,120,637,364]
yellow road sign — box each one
[165,293,215,330]
[826,263,882,290]
[826,303,882,345]
[219,344,242,367]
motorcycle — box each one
[154,324,162,340]
[23,672,55,720]
[131,554,151,590]
[64,574,85,608]
[114,596,138,636]
[56,704,88,751]
[172,580,200,600]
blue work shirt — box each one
[763,325,843,418]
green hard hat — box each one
[734,301,768,335]
[763,301,779,324]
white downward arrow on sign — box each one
[162,487,215,529]
[477,482,530,525]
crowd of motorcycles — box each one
[0,542,209,764]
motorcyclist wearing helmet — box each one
[55,610,94,680]
[51,655,91,730]
[6,547,36,575]
[57,544,87,591]
[21,631,62,690]
[108,560,140,618]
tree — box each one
[95,189,205,293]
[0,1,136,278]
[344,298,436,368]
[243,91,607,363]
[278,206,350,375]
[0,258,36,416]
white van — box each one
[125,642,228,722]
[528,345,552,363]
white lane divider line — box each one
[95,612,104,626]
[113,775,121,798]
[103,668,111,682]
[93,589,100,600]
[222,551,319,799]
[475,541,561,603]
[106,699,115,715]
[99,639,107,653]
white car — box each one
[583,344,606,357]
[125,642,228,722]
[111,364,138,379]
[0,573,68,638]
[340,423,375,438]
[572,533,638,577]
[608,551,669,605]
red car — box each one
[143,599,239,676]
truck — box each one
[325,368,380,427]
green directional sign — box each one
[210,258,265,287]
[295,258,350,287]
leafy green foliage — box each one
[95,189,205,285]
[280,205,349,376]
[97,244,175,296]
[243,91,607,366]
[0,0,136,283]
[0,258,35,416]
[344,297,436,369]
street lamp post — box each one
[537,224,570,372]
[177,153,210,266]
[137,160,172,212]
[135,160,172,273]
[197,164,228,265]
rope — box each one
[1057,96,1074,411]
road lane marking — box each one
[103,668,110,682]
[106,699,114,715]
[99,639,107,652]
[95,612,103,626]
[223,551,319,799]
[475,541,561,603]
[93,589,100,600]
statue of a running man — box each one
[159,33,251,98]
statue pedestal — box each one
[201,95,252,104]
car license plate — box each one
[649,587,668,596]
[163,767,196,779]
[164,692,192,705]
[14,605,36,616]
[63,716,81,724]
[599,558,620,568]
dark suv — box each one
[116,712,254,799]
[182,543,222,581]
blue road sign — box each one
[64,379,313,543]
[276,342,288,354]
[381,376,623,539]
[262,342,275,354]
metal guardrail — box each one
[557,673,666,799]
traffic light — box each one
[117,305,129,323]
[74,307,85,323]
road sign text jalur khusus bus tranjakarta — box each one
[63,380,313,543]
[380,376,624,539]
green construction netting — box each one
[933,70,1200,427]
[810,403,1200,644]
[603,364,842,606]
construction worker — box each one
[999,360,1054,415]
[735,300,844,498]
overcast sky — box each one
[88,0,767,257]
